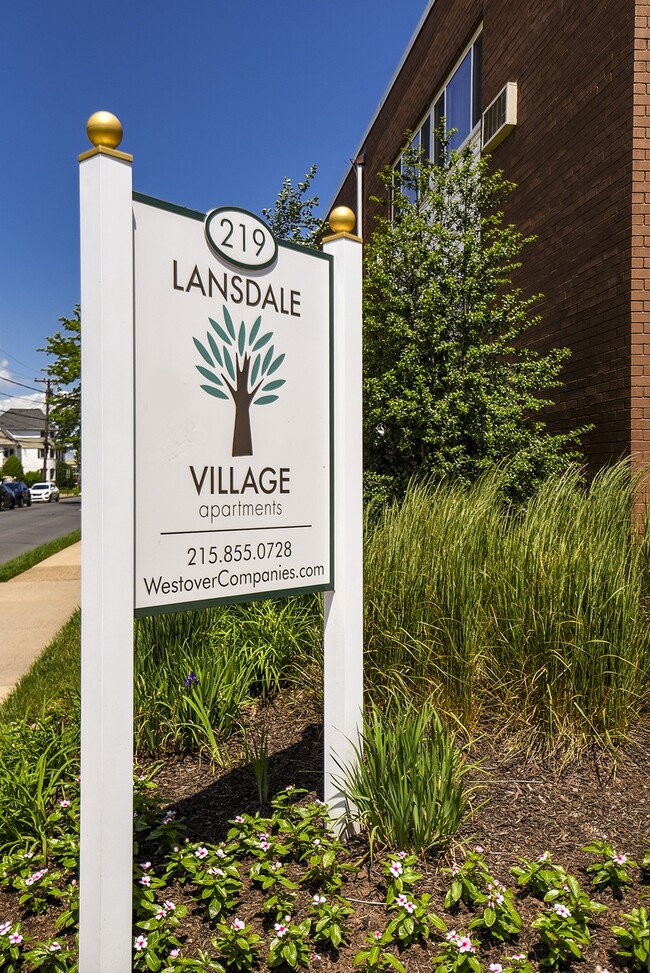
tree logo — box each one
[193,305,286,457]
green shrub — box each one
[338,698,475,853]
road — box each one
[0,497,81,563]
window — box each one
[434,34,482,161]
[395,116,431,206]
[393,30,483,181]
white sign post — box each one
[78,115,363,973]
[78,117,135,973]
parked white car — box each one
[29,482,60,503]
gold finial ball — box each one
[86,111,123,149]
[328,206,356,234]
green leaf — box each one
[484,906,495,928]
[331,925,342,947]
[145,952,161,972]
[209,316,232,346]
[206,331,224,366]
[285,941,298,968]
[223,306,236,339]
[201,385,229,400]
[254,395,279,406]
[193,336,213,366]
[384,953,407,973]
[262,345,275,374]
[253,332,273,352]
[267,353,285,376]
[238,322,246,357]
[223,347,235,381]
[196,366,223,386]
[249,316,262,345]
[261,379,285,392]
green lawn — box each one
[0,529,80,583]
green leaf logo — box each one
[194,307,286,457]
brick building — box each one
[332,0,650,470]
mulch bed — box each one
[2,687,649,970]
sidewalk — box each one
[0,542,80,702]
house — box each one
[0,408,62,480]
[331,0,650,471]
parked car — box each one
[29,482,60,503]
[3,480,32,507]
[0,484,16,510]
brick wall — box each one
[631,1,650,471]
[335,0,637,470]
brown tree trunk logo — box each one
[194,306,286,457]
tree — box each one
[261,164,324,247]
[1,454,24,480]
[194,306,285,457]
[363,138,586,501]
[39,307,81,458]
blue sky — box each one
[0,0,426,413]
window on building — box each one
[393,30,483,186]
[395,116,432,206]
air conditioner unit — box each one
[481,82,517,152]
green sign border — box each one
[132,191,335,617]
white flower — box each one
[446,930,459,943]
[404,901,415,914]
[134,935,148,951]
[389,861,403,877]
[232,918,245,931]
[313,894,326,904]
[397,894,408,907]
[8,933,23,946]
[195,847,209,859]
[613,854,627,866]
[458,937,475,954]
[0,923,11,937]
[553,903,571,918]
[49,942,62,952]
[274,922,288,938]
[489,965,503,973]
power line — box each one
[0,376,41,393]
[0,345,43,375]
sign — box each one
[132,194,333,614]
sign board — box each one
[132,194,333,614]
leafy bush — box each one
[338,699,475,852]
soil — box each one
[2,687,649,971]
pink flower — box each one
[446,930,459,943]
[511,954,526,962]
[260,840,271,851]
[139,876,151,886]
[458,937,475,954]
[169,949,180,958]
[274,922,288,937]
[134,935,148,951]
[537,851,550,862]
[195,847,209,859]
[614,854,628,865]
[140,862,151,870]
[489,965,503,973]
[553,903,571,918]
[373,931,382,941]
[164,900,175,911]
[9,933,23,946]
[232,918,245,931]
[313,894,327,904]
[49,943,62,952]
[155,908,167,920]
[475,845,485,854]
[216,848,226,858]
[404,901,415,914]
[0,923,11,936]
[234,815,244,823]
[398,850,407,859]
[389,861,403,877]
[59,800,70,808]
[451,864,460,876]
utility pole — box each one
[34,377,52,481]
